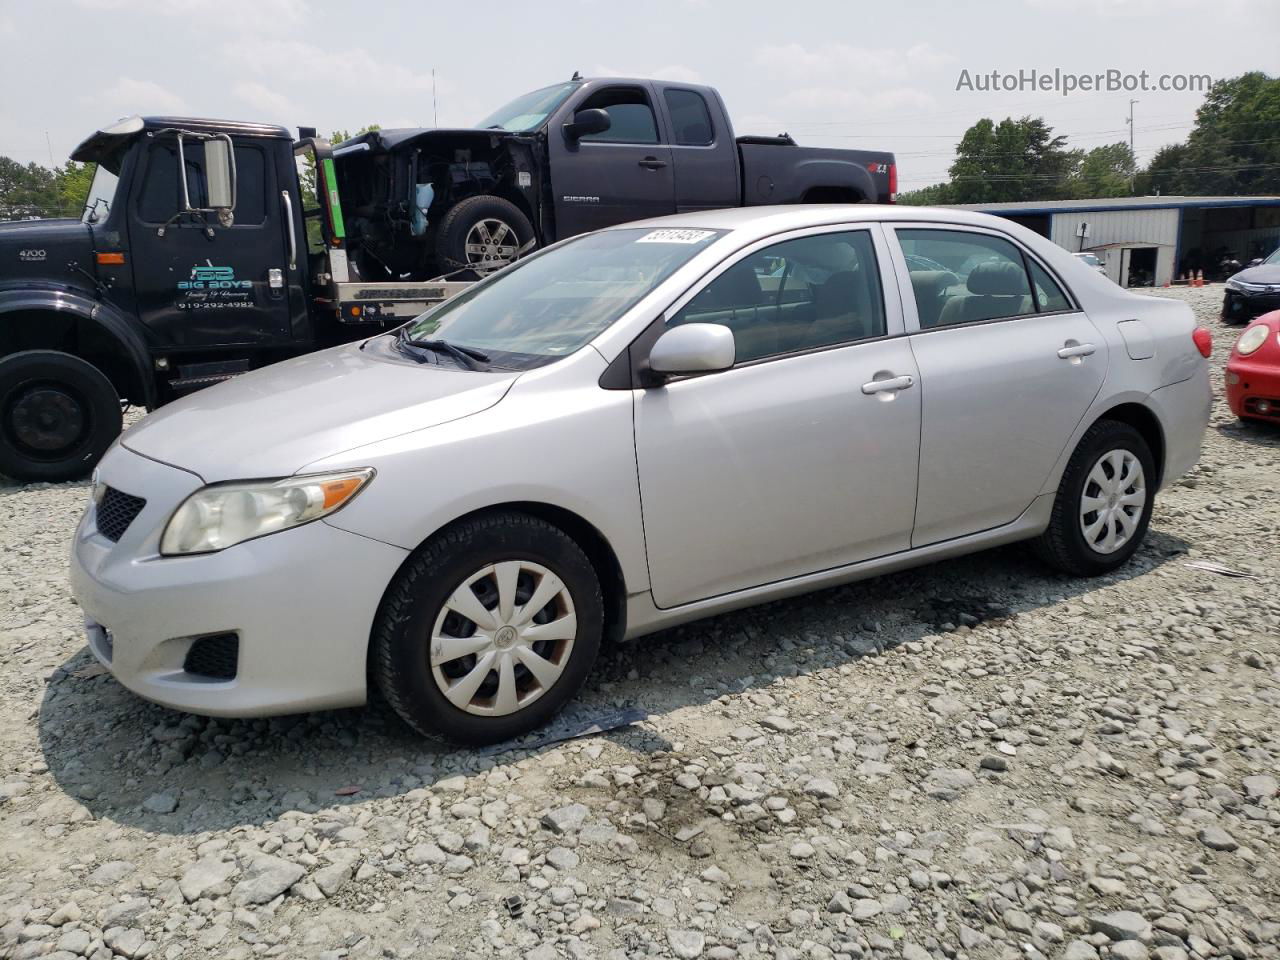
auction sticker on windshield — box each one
[636,229,718,244]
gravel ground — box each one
[1,285,1277,960]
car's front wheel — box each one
[373,512,603,744]
[1034,420,1155,576]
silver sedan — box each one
[70,206,1212,744]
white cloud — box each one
[774,85,937,116]
[74,0,307,19]
[96,77,188,114]
[232,82,298,122]
[753,41,953,85]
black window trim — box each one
[662,87,717,148]
[134,139,270,228]
[602,223,895,388]
[577,84,663,146]
[888,221,1082,334]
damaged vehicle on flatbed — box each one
[335,75,897,281]
[0,75,894,482]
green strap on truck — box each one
[321,157,346,240]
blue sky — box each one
[1,0,1277,191]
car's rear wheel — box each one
[433,195,535,276]
[0,350,123,483]
[1034,420,1155,576]
[372,512,603,744]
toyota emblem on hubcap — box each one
[494,625,518,649]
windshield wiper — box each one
[396,328,490,370]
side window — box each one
[578,87,659,144]
[669,231,885,363]
[664,89,714,146]
[1028,260,1073,312]
[137,141,266,225]
[898,229,1033,329]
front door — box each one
[127,137,294,348]
[633,226,920,608]
[890,225,1108,547]
[548,84,676,239]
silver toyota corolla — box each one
[70,206,1212,744]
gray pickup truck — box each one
[336,75,897,280]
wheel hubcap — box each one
[463,218,518,270]
[430,560,576,717]
[1079,448,1146,555]
[6,384,87,454]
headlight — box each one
[1235,325,1270,357]
[160,469,373,555]
[1226,278,1244,292]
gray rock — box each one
[230,854,306,905]
[546,846,580,871]
[142,791,178,814]
[180,856,239,902]
[1089,911,1151,942]
[541,803,590,834]
[1062,942,1098,960]
[1242,775,1277,799]
[852,898,883,920]
[1169,883,1217,913]
[804,778,839,799]
[667,928,705,959]
[104,927,147,959]
[1197,826,1238,851]
[923,768,976,799]
[1003,909,1034,934]
[1112,943,1150,960]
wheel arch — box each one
[368,500,629,673]
[0,289,155,408]
[1094,401,1167,488]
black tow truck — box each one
[0,75,895,482]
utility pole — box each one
[1126,99,1139,194]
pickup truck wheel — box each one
[435,196,535,275]
[0,350,123,483]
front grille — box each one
[183,633,239,680]
[97,487,146,542]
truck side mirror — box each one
[202,137,237,225]
[563,108,611,141]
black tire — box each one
[373,512,603,745]
[433,195,536,275]
[0,350,123,483]
[1033,420,1156,577]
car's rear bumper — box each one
[68,446,408,718]
[1148,366,1212,486]
[1225,357,1280,422]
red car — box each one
[1226,310,1280,423]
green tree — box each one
[0,156,60,219]
[1067,143,1136,198]
[944,116,1074,204]
[56,160,96,216]
[1136,72,1280,195]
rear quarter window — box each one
[664,89,715,146]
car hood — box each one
[121,338,519,482]
[1232,264,1280,285]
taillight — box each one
[888,162,897,203]
[1192,328,1212,358]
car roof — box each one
[609,204,1035,244]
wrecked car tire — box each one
[434,195,536,276]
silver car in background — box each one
[70,206,1212,744]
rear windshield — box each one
[405,227,724,368]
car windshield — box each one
[476,82,579,132]
[403,227,725,368]
[81,163,119,224]
[1265,247,1280,265]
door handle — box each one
[281,190,297,271]
[861,374,914,395]
[638,157,668,170]
[1057,342,1096,359]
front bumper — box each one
[1222,289,1280,323]
[68,447,408,717]
[1225,357,1280,423]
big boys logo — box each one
[178,262,252,290]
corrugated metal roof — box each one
[949,196,1280,215]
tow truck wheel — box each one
[434,195,535,276]
[0,350,123,483]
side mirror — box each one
[563,108,611,140]
[647,323,735,380]
[204,137,236,212]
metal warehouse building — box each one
[951,196,1280,289]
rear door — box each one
[547,83,675,238]
[887,225,1108,547]
[633,224,921,607]
[126,137,294,348]
[654,86,739,212]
